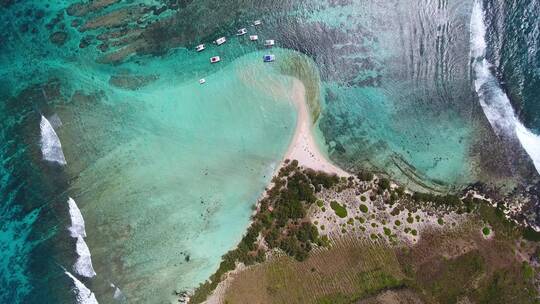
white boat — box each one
[199,78,206,84]
[264,39,275,47]
[236,28,247,36]
[215,37,226,45]
[210,56,220,63]
[195,44,205,52]
[263,54,275,62]
[253,20,262,26]
[249,35,258,41]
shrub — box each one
[384,227,392,236]
[330,201,348,218]
[438,218,444,225]
[411,229,417,236]
[395,220,401,226]
[379,178,391,190]
[357,171,374,181]
[407,216,414,224]
[359,204,369,213]
[523,227,540,241]
[482,227,491,236]
[360,196,367,202]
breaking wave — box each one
[470,1,540,173]
[68,197,87,238]
[65,271,98,304]
[39,115,66,165]
[67,198,96,278]
[74,236,96,278]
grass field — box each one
[215,218,539,304]
[222,238,404,304]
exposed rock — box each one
[79,6,147,32]
[49,31,68,46]
[0,0,15,8]
[97,43,109,52]
[67,0,120,17]
[19,23,29,33]
[108,73,159,90]
[79,36,93,48]
[35,9,45,19]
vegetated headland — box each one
[187,160,540,304]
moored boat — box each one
[195,44,205,52]
[215,37,226,45]
[263,54,275,62]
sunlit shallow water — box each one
[1,0,539,303]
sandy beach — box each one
[284,79,349,177]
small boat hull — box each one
[263,55,275,62]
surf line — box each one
[67,197,97,278]
[470,0,540,174]
[39,115,100,300]
[39,116,97,277]
[40,115,67,165]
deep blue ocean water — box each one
[1,0,539,303]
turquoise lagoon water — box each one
[2,0,540,303]
[57,51,299,302]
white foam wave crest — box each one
[40,115,67,165]
[470,1,540,173]
[65,271,99,304]
[74,236,97,278]
[68,197,87,238]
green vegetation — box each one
[395,220,401,226]
[482,226,491,236]
[438,218,444,225]
[411,229,417,236]
[378,178,390,190]
[412,192,461,207]
[383,227,392,236]
[330,201,348,218]
[415,251,485,303]
[474,267,538,303]
[316,200,324,208]
[523,227,540,241]
[357,171,374,182]
[316,271,402,304]
[360,195,366,202]
[522,262,534,280]
[407,216,414,224]
[191,160,340,303]
[359,204,368,213]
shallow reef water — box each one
[0,0,539,303]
